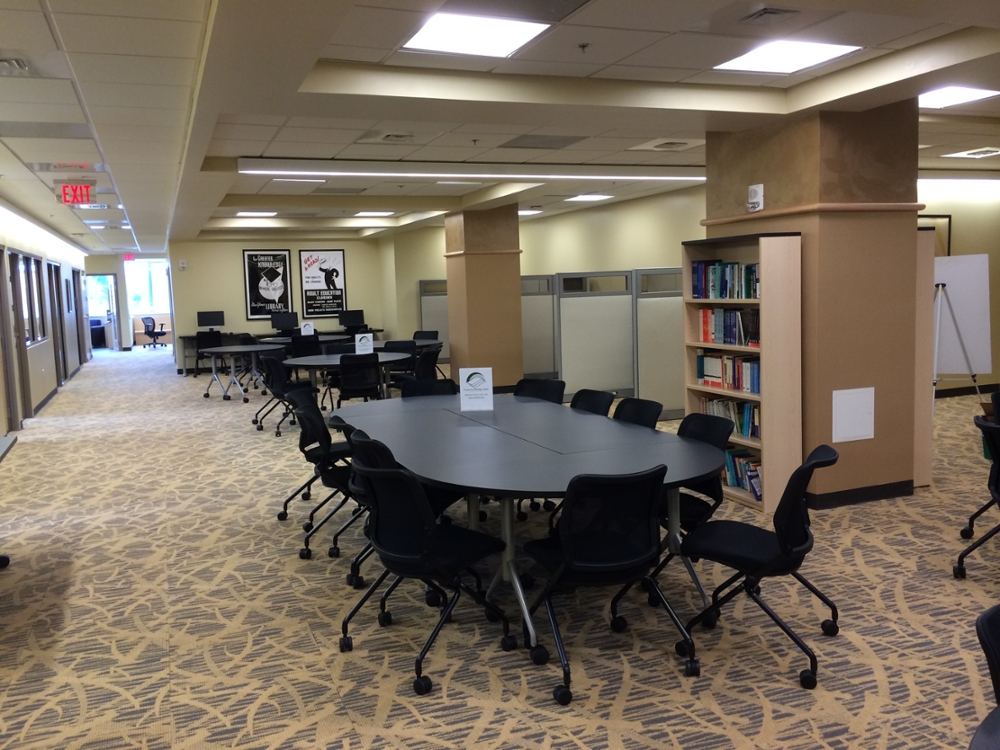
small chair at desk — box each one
[141,317,166,348]
[336,353,381,407]
[193,330,222,378]
[956,413,1000,579]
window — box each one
[124,259,170,316]
[13,253,45,344]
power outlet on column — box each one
[747,184,763,213]
[178,260,187,270]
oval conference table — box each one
[333,393,725,650]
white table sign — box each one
[460,367,494,411]
[355,332,374,354]
[300,321,315,335]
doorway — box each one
[0,247,18,432]
[73,269,88,363]
[85,273,119,351]
[47,262,67,384]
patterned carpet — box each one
[0,346,998,749]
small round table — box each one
[199,344,284,402]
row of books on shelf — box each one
[724,448,762,502]
[691,260,760,300]
[698,397,761,439]
[695,351,760,393]
[696,307,760,347]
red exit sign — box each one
[60,183,92,204]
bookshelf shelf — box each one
[682,233,802,514]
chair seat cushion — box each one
[680,520,788,574]
[317,463,352,490]
[379,525,504,577]
[305,442,351,465]
[523,534,655,586]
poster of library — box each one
[243,250,292,320]
[299,249,346,318]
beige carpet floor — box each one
[1,346,999,749]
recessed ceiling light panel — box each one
[237,211,277,217]
[566,194,612,202]
[518,210,542,216]
[919,86,1000,109]
[715,40,860,74]
[941,147,1000,159]
[355,211,394,217]
[403,13,549,58]
[273,178,325,183]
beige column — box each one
[445,204,523,387]
[704,99,923,504]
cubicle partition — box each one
[521,275,556,379]
[418,280,449,360]
[556,271,634,400]
[633,267,684,419]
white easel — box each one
[933,282,982,400]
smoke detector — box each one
[628,138,705,152]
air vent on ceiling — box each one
[0,57,29,76]
[25,161,104,173]
[356,130,438,146]
[739,7,800,24]
[628,138,705,152]
[500,134,587,149]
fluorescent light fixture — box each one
[403,13,548,58]
[918,179,1000,202]
[122,224,131,229]
[437,180,482,185]
[942,147,1000,159]
[566,194,612,202]
[919,86,1000,109]
[273,178,325,183]
[237,211,277,217]
[242,168,703,183]
[355,211,394,217]
[715,40,860,74]
[518,210,542,216]
[90,225,106,231]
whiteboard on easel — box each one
[934,254,992,376]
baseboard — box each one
[33,388,58,414]
[0,435,15,462]
[122,346,131,352]
[807,480,913,509]
[68,365,80,380]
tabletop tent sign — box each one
[355,332,374,354]
[460,367,493,411]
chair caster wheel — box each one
[519,573,535,590]
[516,511,528,522]
[302,492,311,502]
[961,526,974,540]
[553,684,572,705]
[203,393,209,398]
[954,564,967,579]
[425,590,442,607]
[821,619,839,637]
[339,636,353,653]
[799,670,817,689]
[610,616,627,633]
[647,593,660,608]
[685,659,700,678]
[485,607,500,622]
[0,554,8,569]
[530,645,549,665]
[702,610,719,629]
[256,424,263,431]
[501,635,517,652]
[378,611,393,627]
[639,578,652,592]
[303,521,313,532]
[413,675,433,695]
[277,511,288,521]
[352,576,366,589]
[243,397,249,403]
[529,501,541,511]
[328,546,340,558]
[261,390,268,396]
[675,640,691,657]
[542,500,556,512]
[252,418,259,425]
[479,510,487,522]
[223,395,231,401]
[299,548,312,560]
[345,573,356,586]
[275,430,281,437]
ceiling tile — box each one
[618,32,757,69]
[212,123,279,141]
[335,143,422,159]
[69,53,197,86]
[0,1,42,10]
[328,6,425,49]
[101,142,182,164]
[592,65,701,82]
[285,116,379,129]
[694,4,838,39]
[526,149,612,163]
[0,102,87,123]
[474,147,553,163]
[0,10,57,51]
[319,45,388,64]
[401,145,487,161]
[453,123,536,135]
[88,106,189,126]
[584,151,657,164]
[517,25,666,65]
[383,50,498,72]
[261,142,345,159]
[54,14,202,58]
[357,0,444,10]
[205,139,269,157]
[47,0,207,22]
[77,81,191,109]
[790,12,938,47]
[565,0,730,33]
[0,77,78,104]
[681,70,781,86]
[215,113,287,126]
[94,124,185,143]
[491,59,604,77]
[428,131,514,148]
[258,181,326,195]
[879,23,962,50]
[3,136,101,161]
[565,136,649,150]
[272,127,366,144]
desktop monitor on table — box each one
[270,311,299,333]
[197,311,225,330]
[338,309,365,329]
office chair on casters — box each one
[675,444,840,690]
[319,342,354,411]
[336,353,381,406]
[971,604,1000,749]
[569,389,615,417]
[956,415,1000,579]
[194,329,222,382]
[613,397,663,428]
[341,430,514,696]
[253,356,310,436]
[413,330,438,340]
[383,340,417,392]
[142,317,166,348]
[514,378,566,404]
[524,465,699,706]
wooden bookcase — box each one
[681,233,802,515]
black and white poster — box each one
[243,250,292,320]
[299,249,346,318]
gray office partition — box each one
[418,279,449,360]
[521,275,556,378]
[556,271,634,400]
[633,267,685,419]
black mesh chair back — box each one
[413,330,438,340]
[412,346,442,381]
[290,333,321,358]
[259,356,294,398]
[236,333,257,345]
[401,378,458,398]
[514,378,565,404]
[978,604,1000,705]
[977,415,1000,501]
[613,397,662,428]
[993,390,1000,423]
[195,329,222,351]
[384,340,417,374]
[337,353,381,404]
[556,466,667,575]
[142,317,165,347]
[286,388,332,460]
[676,412,735,504]
[327,342,355,355]
[771,444,839,559]
[569,389,615,417]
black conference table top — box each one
[333,394,724,498]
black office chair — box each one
[413,330,438,340]
[400,378,458,398]
[675,444,840,690]
[959,392,1000,540]
[971,604,1000,749]
[613,397,663,428]
[569,389,615,417]
[142,317,166,348]
[193,329,222,378]
[289,333,321,381]
[336,353,382,407]
[340,430,514,696]
[524,465,699,705]
[383,340,417,392]
[514,378,566,404]
[319,343,355,411]
[281,388,355,560]
[395,345,442,387]
[253,356,310,436]
[956,415,1000,579]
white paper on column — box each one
[832,387,875,443]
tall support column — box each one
[445,205,523,387]
[704,99,922,505]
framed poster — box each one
[243,250,292,320]
[299,249,346,318]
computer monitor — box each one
[197,310,225,330]
[338,309,365,328]
[270,311,299,331]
